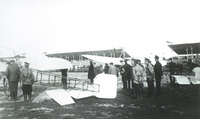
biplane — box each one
[1,53,120,105]
[167,42,200,85]
[0,53,73,96]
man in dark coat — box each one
[104,63,109,74]
[123,59,132,89]
[168,58,175,85]
[145,58,154,98]
[154,55,163,96]
[5,60,21,101]
[60,69,68,89]
[119,60,126,89]
[88,61,95,84]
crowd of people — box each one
[5,55,35,102]
[88,55,163,101]
[5,54,200,103]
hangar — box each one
[46,48,131,72]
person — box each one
[123,59,132,89]
[192,67,200,81]
[21,61,35,101]
[93,63,102,77]
[88,61,95,84]
[119,60,126,89]
[130,58,136,89]
[104,63,109,74]
[60,69,68,89]
[108,62,118,77]
[5,60,21,101]
[98,64,104,74]
[168,58,175,85]
[132,59,144,101]
[154,55,163,96]
[145,58,154,98]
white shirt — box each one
[193,67,200,81]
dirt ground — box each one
[0,73,200,119]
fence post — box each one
[36,71,39,82]
[48,72,50,84]
[40,72,42,85]
[54,76,56,86]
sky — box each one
[0,0,200,58]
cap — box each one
[145,57,150,62]
[10,60,15,62]
[24,61,30,65]
[124,59,128,62]
[155,55,159,59]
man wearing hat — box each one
[123,59,132,89]
[168,58,175,85]
[132,59,144,101]
[119,60,126,89]
[60,68,68,89]
[88,60,95,84]
[154,55,163,96]
[21,61,35,101]
[5,60,21,101]
[145,58,154,98]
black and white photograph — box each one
[0,0,200,119]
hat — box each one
[155,55,159,59]
[168,58,172,61]
[24,61,30,64]
[145,58,150,62]
[124,59,128,62]
[10,60,15,62]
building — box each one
[46,48,131,72]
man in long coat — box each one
[5,60,21,101]
[60,69,68,89]
[88,61,95,84]
[123,59,132,89]
[108,62,118,77]
[154,55,163,96]
[21,62,35,101]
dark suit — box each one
[60,69,68,85]
[123,63,132,89]
[154,61,163,96]
[169,62,175,84]
[120,65,126,89]
[88,63,95,83]
[5,63,21,100]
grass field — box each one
[0,72,200,119]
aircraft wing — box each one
[0,61,8,72]
[21,55,72,71]
[82,55,123,65]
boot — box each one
[13,91,17,101]
[24,95,27,102]
[28,94,32,101]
